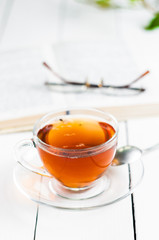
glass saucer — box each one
[13,160,144,210]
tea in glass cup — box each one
[15,108,118,200]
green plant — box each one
[92,0,159,30]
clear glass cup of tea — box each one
[15,108,118,200]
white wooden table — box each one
[1,0,159,239]
[1,119,159,240]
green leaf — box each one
[145,12,159,30]
[95,0,110,7]
[129,0,138,2]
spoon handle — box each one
[143,143,159,154]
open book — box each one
[0,40,153,123]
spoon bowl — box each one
[112,143,159,166]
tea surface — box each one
[38,118,115,149]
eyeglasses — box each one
[43,62,149,96]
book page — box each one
[53,41,138,86]
[0,41,153,121]
[0,48,54,120]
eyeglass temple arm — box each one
[43,62,83,86]
[121,70,150,88]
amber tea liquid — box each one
[37,117,116,188]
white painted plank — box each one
[127,117,159,154]
[0,132,37,240]
[36,198,134,240]
[0,0,14,42]
[128,117,159,239]
[0,0,60,50]
[117,121,127,148]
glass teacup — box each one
[15,108,118,200]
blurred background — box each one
[0,0,159,121]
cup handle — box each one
[15,138,52,178]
